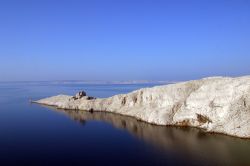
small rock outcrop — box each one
[34,76,250,138]
[72,91,86,100]
[70,91,96,101]
[75,91,86,98]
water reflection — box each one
[47,106,250,166]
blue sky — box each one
[0,0,249,81]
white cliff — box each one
[34,76,250,138]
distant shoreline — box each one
[0,80,177,85]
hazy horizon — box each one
[0,0,249,81]
[0,79,174,83]
[0,74,248,83]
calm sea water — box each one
[1,82,250,166]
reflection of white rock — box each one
[45,108,250,166]
[35,76,250,138]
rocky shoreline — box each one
[34,76,250,138]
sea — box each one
[0,82,250,166]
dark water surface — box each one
[0,82,250,166]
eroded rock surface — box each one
[34,76,250,138]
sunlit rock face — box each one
[35,76,250,138]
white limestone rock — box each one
[34,76,250,138]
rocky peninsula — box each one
[34,76,250,138]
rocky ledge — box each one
[34,76,250,138]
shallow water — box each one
[0,82,250,166]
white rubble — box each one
[34,76,250,138]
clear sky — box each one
[0,0,249,81]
